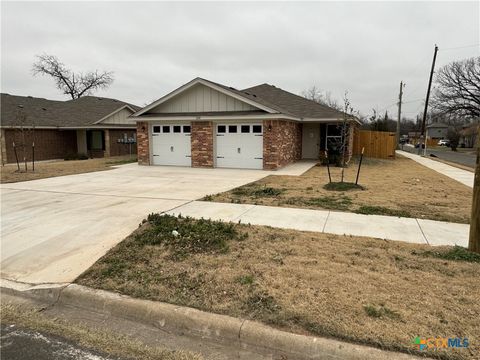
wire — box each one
[440,43,480,51]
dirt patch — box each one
[78,216,479,360]
[204,156,472,223]
[1,155,137,183]
[1,303,201,360]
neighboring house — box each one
[426,122,449,140]
[0,94,140,164]
[131,77,359,170]
[460,122,479,148]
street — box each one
[401,144,476,168]
[0,323,119,360]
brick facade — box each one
[191,121,214,167]
[108,129,138,157]
[3,129,77,163]
[263,120,302,170]
[136,122,150,165]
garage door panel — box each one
[215,124,263,169]
[152,125,191,166]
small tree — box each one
[11,106,35,172]
[33,54,114,99]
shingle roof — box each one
[1,93,140,127]
[242,83,346,119]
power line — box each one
[440,43,480,51]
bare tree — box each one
[32,54,114,99]
[302,85,341,110]
[431,56,480,118]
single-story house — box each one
[426,122,449,140]
[0,93,140,164]
[131,78,359,170]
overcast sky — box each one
[1,1,479,118]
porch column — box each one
[76,129,87,155]
[104,129,111,157]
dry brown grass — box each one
[78,218,480,360]
[1,303,202,360]
[205,155,472,223]
[0,155,136,183]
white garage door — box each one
[216,124,263,169]
[151,124,191,166]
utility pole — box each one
[420,44,439,155]
[469,126,480,253]
[396,81,404,149]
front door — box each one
[302,123,320,159]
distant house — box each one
[460,122,479,148]
[426,122,449,140]
[0,94,140,164]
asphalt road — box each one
[401,145,476,168]
[0,324,120,360]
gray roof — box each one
[242,83,346,119]
[199,78,347,119]
[426,122,449,128]
[1,93,140,127]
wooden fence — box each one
[353,130,396,159]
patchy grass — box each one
[78,216,479,359]
[355,205,411,218]
[1,304,201,360]
[205,156,472,223]
[323,182,364,191]
[413,246,480,263]
[1,155,137,183]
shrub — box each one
[64,153,88,161]
[136,214,245,258]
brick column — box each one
[191,121,213,167]
[137,122,150,165]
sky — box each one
[1,1,479,118]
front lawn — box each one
[78,215,479,360]
[1,155,137,183]
[203,156,472,223]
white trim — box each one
[1,125,136,130]
[133,114,298,122]
[132,78,279,116]
[94,105,137,124]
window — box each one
[241,125,250,133]
[228,125,237,133]
[252,125,262,133]
[173,125,181,133]
[183,125,191,133]
[217,125,226,133]
[327,124,342,136]
[162,125,170,133]
[153,126,161,133]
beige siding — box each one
[148,84,258,113]
[100,108,136,125]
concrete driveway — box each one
[1,163,282,284]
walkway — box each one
[397,150,474,188]
[167,201,469,247]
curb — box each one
[1,280,421,360]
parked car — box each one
[438,139,450,146]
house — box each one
[426,122,449,140]
[131,78,359,170]
[460,122,479,148]
[0,94,140,164]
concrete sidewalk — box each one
[397,150,474,188]
[167,201,469,247]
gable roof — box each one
[243,83,346,120]
[1,93,140,128]
[426,122,449,128]
[133,77,351,122]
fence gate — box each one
[353,130,396,159]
